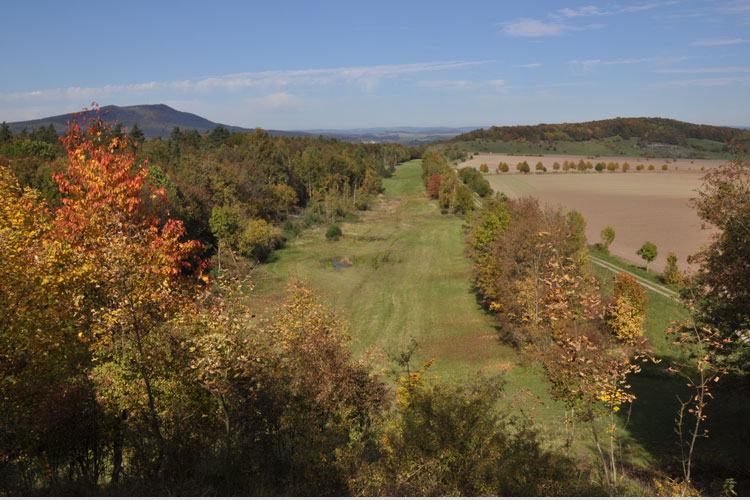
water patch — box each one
[332,257,353,269]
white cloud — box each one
[416,80,473,90]
[517,63,542,68]
[569,58,648,71]
[499,18,573,36]
[246,92,302,110]
[669,76,750,86]
[618,1,679,13]
[691,37,749,46]
[557,5,605,17]
[415,79,507,92]
[657,66,750,73]
[0,60,488,103]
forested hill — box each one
[4,104,310,140]
[449,117,750,146]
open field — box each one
[461,155,719,271]
[460,152,728,173]
[252,161,553,392]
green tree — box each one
[600,226,615,253]
[130,122,145,144]
[0,121,11,143]
[636,241,658,271]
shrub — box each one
[661,164,668,171]
[636,164,644,171]
[648,164,655,171]
[552,162,560,171]
[479,163,489,173]
[595,163,605,172]
[326,224,342,240]
[662,252,683,285]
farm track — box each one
[587,255,679,300]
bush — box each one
[479,163,489,173]
[326,224,342,240]
[237,218,282,260]
[595,163,605,172]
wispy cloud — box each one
[415,80,474,90]
[246,92,302,110]
[416,79,507,92]
[569,58,649,71]
[618,1,680,13]
[657,66,750,73]
[517,63,542,68]
[499,18,575,37]
[0,61,488,102]
[556,5,605,18]
[668,76,750,86]
[691,37,749,46]
[501,2,678,37]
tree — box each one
[0,121,11,143]
[600,226,615,253]
[687,158,750,368]
[636,241,658,271]
[427,173,442,198]
[53,106,205,466]
[595,163,605,172]
[130,122,145,144]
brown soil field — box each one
[461,153,727,173]
[462,157,719,272]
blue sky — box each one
[1,0,749,129]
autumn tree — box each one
[52,106,205,467]
[662,252,683,285]
[687,158,750,369]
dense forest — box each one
[0,111,421,263]
[448,117,750,147]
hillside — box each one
[4,104,310,140]
[447,117,750,159]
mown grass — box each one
[251,160,569,427]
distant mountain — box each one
[300,126,484,144]
[4,104,311,140]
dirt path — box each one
[587,255,679,300]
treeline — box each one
[0,114,422,262]
[450,117,750,147]
[421,150,490,213]
[0,113,601,496]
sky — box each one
[1,0,749,129]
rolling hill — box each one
[4,104,310,140]
[446,117,750,159]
